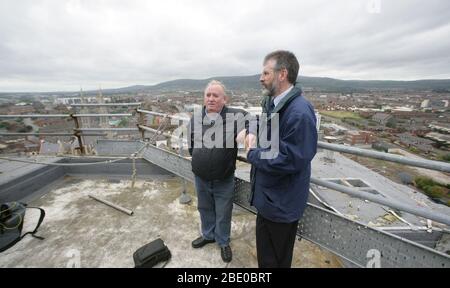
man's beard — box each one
[262,80,278,97]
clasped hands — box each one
[236,130,257,152]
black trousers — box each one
[256,213,299,268]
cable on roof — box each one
[0,156,125,166]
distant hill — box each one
[151,75,261,91]
[298,77,450,92]
[1,75,450,96]
[107,75,450,94]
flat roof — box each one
[0,176,341,268]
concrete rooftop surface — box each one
[0,176,342,268]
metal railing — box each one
[311,177,450,225]
[136,108,190,121]
[319,141,450,173]
[0,114,70,118]
[140,141,450,268]
[4,108,449,169]
[0,132,106,136]
[70,103,142,107]
[0,110,138,154]
[1,107,450,267]
[133,112,450,225]
[0,113,132,118]
[74,128,139,131]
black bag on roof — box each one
[133,238,171,268]
[0,202,45,253]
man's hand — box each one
[236,129,247,145]
[245,133,257,152]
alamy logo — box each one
[366,249,381,268]
[367,0,381,14]
[65,249,81,268]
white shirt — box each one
[273,85,294,109]
[206,106,223,122]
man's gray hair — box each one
[205,80,227,96]
[264,50,299,84]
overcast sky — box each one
[1,0,449,92]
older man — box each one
[188,80,255,263]
[246,50,318,268]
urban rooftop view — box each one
[1,0,450,272]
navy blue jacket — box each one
[248,86,317,223]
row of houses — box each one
[0,105,35,115]
[323,124,440,153]
[397,133,435,153]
